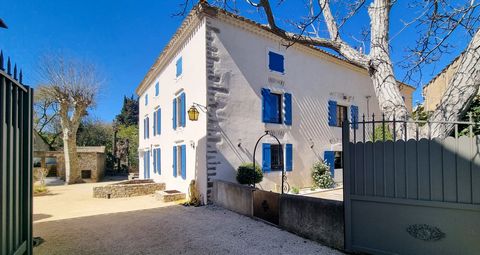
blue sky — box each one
[0,0,471,122]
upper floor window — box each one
[261,88,292,125]
[172,92,186,130]
[268,51,285,74]
[145,94,148,106]
[328,100,358,128]
[143,116,150,140]
[153,108,161,136]
[336,105,348,127]
[176,57,183,78]
[155,82,159,97]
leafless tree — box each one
[198,0,480,138]
[37,54,100,184]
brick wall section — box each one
[205,20,227,201]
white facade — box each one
[136,4,413,203]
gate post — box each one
[342,120,352,252]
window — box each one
[153,148,161,175]
[155,82,159,97]
[176,57,183,78]
[143,150,150,179]
[143,116,150,139]
[172,92,186,130]
[262,143,293,172]
[334,151,343,169]
[336,105,348,127]
[153,108,161,136]
[173,145,186,179]
[268,51,285,73]
[270,144,284,171]
[145,94,148,106]
[261,88,292,125]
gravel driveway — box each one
[34,205,343,255]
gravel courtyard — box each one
[34,205,342,255]
[33,182,343,255]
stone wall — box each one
[279,194,344,250]
[93,181,166,198]
[212,180,345,251]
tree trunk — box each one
[63,130,80,184]
[368,0,408,121]
[428,29,480,138]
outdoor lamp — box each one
[188,105,200,121]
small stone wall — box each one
[93,180,165,198]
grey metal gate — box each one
[343,117,480,255]
[0,52,34,255]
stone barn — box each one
[34,143,107,183]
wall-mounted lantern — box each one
[188,105,200,121]
[188,103,207,121]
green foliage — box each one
[115,95,139,126]
[312,160,330,187]
[117,124,139,170]
[312,160,335,189]
[459,96,480,136]
[317,171,335,189]
[291,186,300,194]
[373,124,394,142]
[236,163,263,185]
[412,105,430,122]
[77,118,113,150]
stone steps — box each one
[155,190,186,202]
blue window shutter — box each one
[324,151,335,176]
[173,98,177,130]
[155,82,159,96]
[158,109,162,135]
[328,100,337,127]
[146,117,150,139]
[153,111,156,136]
[145,94,148,106]
[176,57,182,77]
[285,144,293,172]
[153,149,157,174]
[284,93,292,125]
[158,148,161,175]
[350,105,359,129]
[173,146,177,177]
[180,93,186,127]
[143,152,147,178]
[262,143,271,173]
[145,151,150,179]
[268,51,285,73]
[181,145,186,180]
[262,88,272,123]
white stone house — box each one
[135,3,415,203]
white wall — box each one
[207,16,383,191]
[138,18,208,201]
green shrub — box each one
[317,172,335,189]
[312,160,330,186]
[312,160,335,189]
[236,163,263,185]
[291,186,300,194]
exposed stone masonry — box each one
[205,20,228,202]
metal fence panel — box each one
[343,119,480,255]
[0,53,33,255]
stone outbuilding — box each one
[34,134,107,183]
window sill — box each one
[264,123,292,131]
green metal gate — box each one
[0,51,33,255]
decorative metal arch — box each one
[252,131,288,193]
